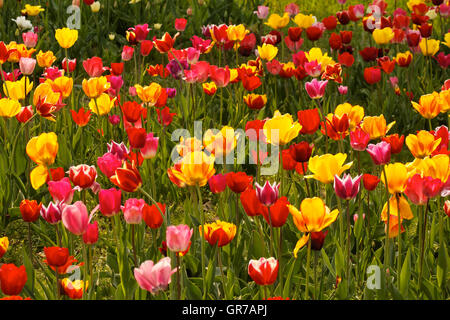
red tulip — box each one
[209,65,230,88]
[329,33,342,51]
[121,101,143,123]
[157,106,176,126]
[82,221,99,245]
[98,188,122,217]
[69,164,97,189]
[334,174,362,200]
[261,197,290,227]
[110,161,142,193]
[382,134,405,154]
[70,108,91,127]
[338,52,354,67]
[289,141,313,163]
[226,172,253,193]
[359,47,379,62]
[16,105,34,123]
[363,67,381,85]
[208,174,227,194]
[297,108,320,135]
[62,58,76,73]
[322,16,337,30]
[127,127,147,149]
[154,32,178,53]
[242,75,261,91]
[44,247,70,268]
[239,33,256,57]
[143,203,165,229]
[175,18,187,32]
[248,257,278,286]
[111,62,124,76]
[281,149,297,171]
[0,264,27,296]
[19,199,42,222]
[362,174,380,191]
[288,27,303,42]
[83,57,104,77]
[140,40,154,57]
[350,127,370,151]
[240,187,265,217]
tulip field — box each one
[0,0,449,302]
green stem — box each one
[305,237,311,300]
[382,166,391,289]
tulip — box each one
[0,264,27,296]
[69,164,97,189]
[121,45,134,61]
[444,200,450,217]
[62,58,76,73]
[97,152,122,179]
[334,174,362,200]
[134,82,163,105]
[396,51,413,67]
[140,133,159,159]
[240,188,265,217]
[134,257,177,294]
[366,141,391,165]
[122,198,145,224]
[200,220,236,247]
[61,278,88,299]
[265,12,290,29]
[26,132,58,190]
[350,127,370,151]
[361,115,395,140]
[338,85,348,95]
[168,152,215,187]
[381,195,414,221]
[363,67,381,85]
[19,199,42,222]
[254,5,269,19]
[143,203,165,229]
[310,230,328,251]
[19,57,36,75]
[40,202,62,224]
[154,32,178,53]
[263,110,302,145]
[82,221,99,244]
[297,108,320,135]
[406,130,441,159]
[82,57,104,77]
[0,237,8,259]
[44,247,69,267]
[255,181,280,207]
[208,174,227,194]
[157,106,177,126]
[61,201,90,235]
[70,108,91,127]
[382,134,405,155]
[307,153,353,184]
[110,161,142,192]
[372,27,394,45]
[98,188,122,217]
[289,142,314,163]
[362,174,380,191]
[209,65,230,88]
[82,76,110,99]
[174,18,187,32]
[261,197,290,227]
[22,31,38,48]
[226,172,253,194]
[381,163,409,194]
[411,92,441,119]
[257,43,278,61]
[419,38,440,56]
[166,224,193,253]
[0,98,21,118]
[305,79,328,99]
[15,105,33,123]
[293,13,316,28]
[248,257,279,286]
[89,93,116,116]
[55,28,78,49]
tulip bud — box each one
[166,224,193,253]
[140,133,159,159]
[62,201,90,235]
[82,221,99,244]
[69,164,97,189]
[444,200,450,217]
[20,199,42,222]
[40,202,62,225]
[255,181,280,207]
[98,188,122,217]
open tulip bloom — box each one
[0,0,449,302]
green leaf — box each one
[185,278,202,300]
[437,242,448,289]
[205,245,218,296]
[400,249,411,297]
[282,256,301,299]
[321,250,336,278]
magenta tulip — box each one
[350,127,370,151]
[48,177,75,205]
[97,152,122,178]
[305,79,328,99]
[208,174,227,194]
[255,181,280,207]
[82,221,99,245]
[166,224,193,253]
[40,202,62,225]
[366,141,391,165]
[334,174,362,200]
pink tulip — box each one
[338,85,348,95]
[62,201,90,235]
[209,65,230,87]
[305,79,328,99]
[107,141,129,161]
[254,5,269,19]
[62,58,76,73]
[108,75,124,95]
[208,174,227,194]
[186,47,200,65]
[304,60,322,77]
[166,224,193,253]
[121,45,134,61]
[98,188,122,217]
[22,31,38,48]
[40,202,62,225]
[19,57,36,75]
[122,198,145,224]
[97,152,122,178]
[48,177,75,205]
[350,127,370,151]
[140,133,159,159]
[404,174,443,205]
[285,3,299,16]
[175,18,187,32]
[366,141,391,165]
[83,57,104,77]
[334,174,362,200]
[255,181,280,207]
[134,257,177,294]
[82,221,99,245]
[133,24,150,41]
[109,115,121,125]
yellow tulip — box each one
[372,27,394,45]
[0,98,21,117]
[405,130,441,159]
[444,33,450,48]
[438,89,449,113]
[408,154,450,182]
[381,195,414,221]
[305,47,334,72]
[360,115,395,140]
[229,68,239,82]
[89,93,116,116]
[263,110,301,145]
[134,83,163,105]
[334,103,364,131]
[36,50,57,68]
[419,38,440,56]
[307,153,353,184]
[203,126,238,158]
[0,236,8,256]
[265,13,290,29]
[293,13,316,29]
[381,163,409,194]
[21,4,44,16]
[257,43,278,61]
[226,24,249,42]
[3,77,33,101]
[6,42,35,63]
[82,76,110,99]
[55,28,78,49]
[169,151,216,187]
[45,76,73,99]
[411,92,442,119]
[26,132,58,190]
[288,197,339,257]
[33,83,61,107]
